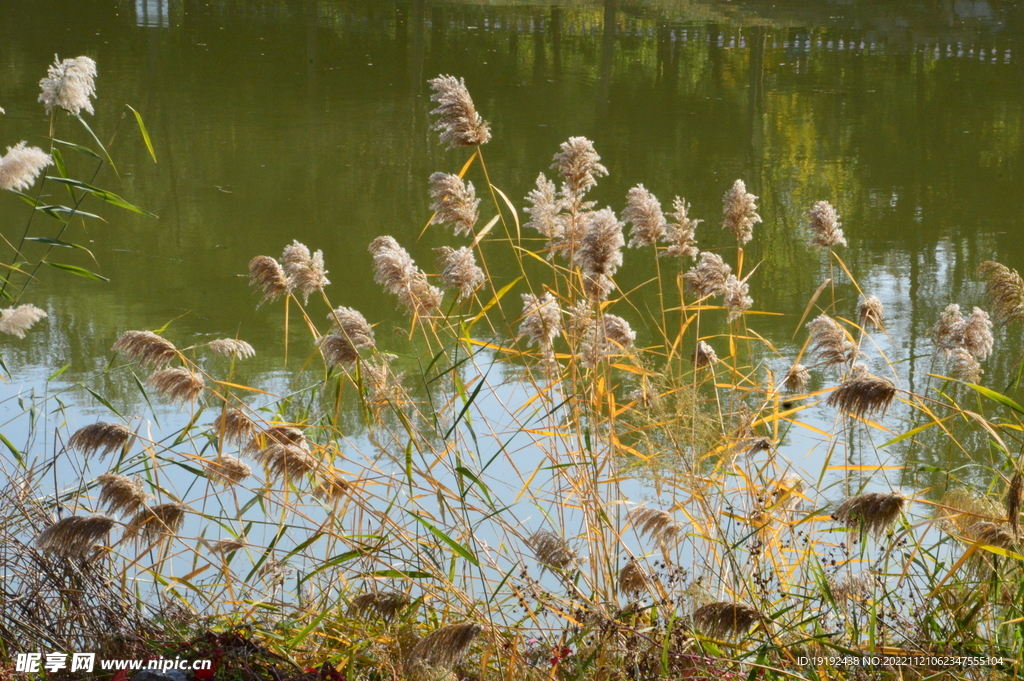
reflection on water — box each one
[1,0,1023,489]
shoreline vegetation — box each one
[3,58,1024,681]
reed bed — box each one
[2,71,1024,681]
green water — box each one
[2,0,1023,474]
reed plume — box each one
[369,236,442,316]
[692,340,718,369]
[833,491,907,537]
[827,572,874,610]
[428,75,490,148]
[96,474,150,515]
[564,300,594,341]
[113,330,177,367]
[258,443,316,482]
[722,179,760,246]
[518,292,562,360]
[692,602,760,639]
[68,422,132,458]
[963,307,994,360]
[949,347,983,383]
[552,136,607,203]
[527,530,576,572]
[209,538,245,556]
[281,240,330,304]
[362,353,406,405]
[38,55,97,116]
[313,470,351,503]
[930,304,993,360]
[806,200,846,249]
[0,143,52,192]
[629,507,685,548]
[623,184,667,248]
[723,274,752,322]
[125,503,186,544]
[435,246,484,301]
[204,455,251,486]
[208,338,255,359]
[971,521,1015,550]
[581,314,635,368]
[858,295,884,330]
[213,408,256,445]
[1008,470,1022,535]
[979,260,1024,325]
[319,306,376,368]
[147,368,205,403]
[930,303,966,356]
[935,487,1003,536]
[617,559,648,595]
[0,304,47,339]
[35,514,114,560]
[524,173,563,241]
[574,208,624,301]
[660,197,701,259]
[806,315,858,367]
[826,364,896,418]
[783,363,809,393]
[429,173,479,236]
[684,252,731,299]
[407,622,484,670]
[248,255,288,306]
[349,592,411,620]
[628,376,659,410]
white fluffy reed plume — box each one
[581,314,635,368]
[552,136,607,203]
[806,200,847,249]
[833,491,907,537]
[429,173,479,236]
[826,364,896,418]
[213,408,256,445]
[629,507,685,548]
[68,422,132,458]
[369,236,442,316]
[623,184,667,248]
[858,295,884,330]
[204,456,251,486]
[783,363,809,393]
[281,240,330,304]
[806,315,858,367]
[36,514,114,559]
[527,530,576,572]
[407,622,484,671]
[38,55,97,116]
[113,330,178,367]
[979,260,1024,325]
[574,208,624,301]
[436,246,484,301]
[147,368,205,403]
[684,252,731,299]
[96,474,150,515]
[930,304,993,361]
[208,338,255,359]
[660,197,701,259]
[248,255,289,306]
[722,179,760,246]
[524,173,563,241]
[518,292,562,359]
[692,602,761,639]
[125,503,187,544]
[321,306,375,368]
[0,304,48,338]
[949,347,983,383]
[692,340,718,369]
[428,75,491,148]
[0,143,52,192]
[723,275,753,322]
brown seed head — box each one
[527,530,576,572]
[68,422,132,458]
[205,455,251,486]
[1008,471,1022,535]
[970,521,1016,550]
[313,469,351,503]
[623,184,667,249]
[428,75,491,148]
[684,252,731,299]
[147,368,205,403]
[435,246,484,301]
[935,487,1003,536]
[96,474,150,515]
[552,136,608,203]
[248,255,288,306]
[629,507,685,549]
[36,514,114,560]
[660,197,701,259]
[209,538,245,556]
[574,208,624,302]
[826,364,896,418]
[806,200,847,249]
[408,622,484,670]
[349,592,411,620]
[113,330,177,367]
[692,602,761,639]
[692,340,718,369]
[807,315,858,368]
[258,443,316,482]
[833,491,907,537]
[126,503,186,544]
[617,560,648,595]
[722,179,760,246]
[213,409,256,445]
[858,295,884,330]
[979,260,1024,326]
[783,363,810,393]
[208,338,255,360]
[429,173,479,236]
